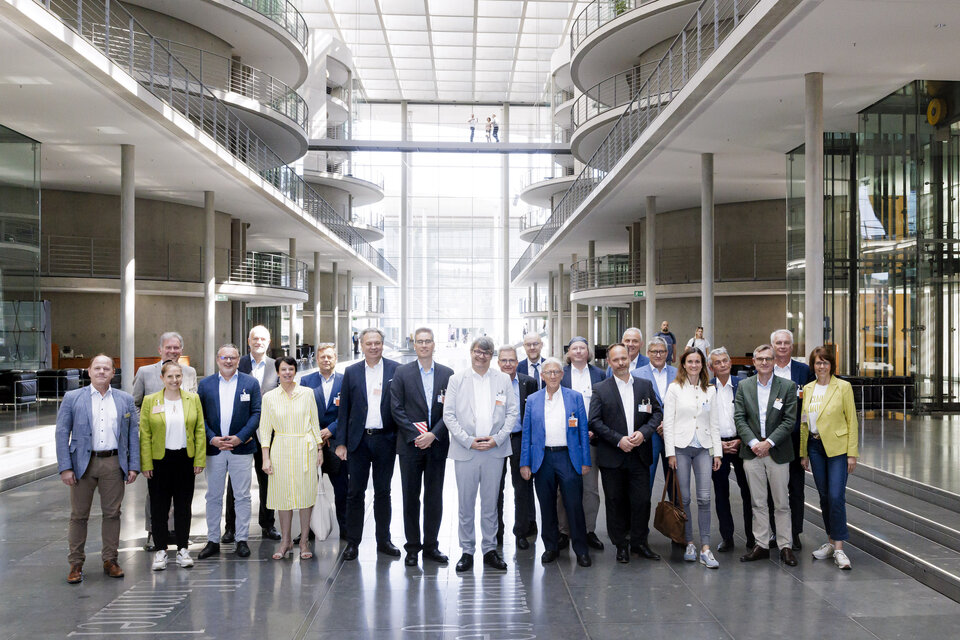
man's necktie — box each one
[532,362,541,388]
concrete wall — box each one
[121,3,234,59]
[301,271,352,357]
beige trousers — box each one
[743,455,791,550]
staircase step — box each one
[856,463,960,513]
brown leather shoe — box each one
[103,560,125,578]
[779,548,798,567]
[67,564,83,584]
[739,545,770,562]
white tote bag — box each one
[310,472,339,541]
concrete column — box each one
[645,196,657,344]
[587,241,596,348]
[203,191,216,376]
[288,238,297,356]
[313,252,322,348]
[546,270,554,356]
[367,281,374,312]
[230,218,244,347]
[120,145,135,392]
[570,253,578,339]
[601,306,610,344]
[701,154,714,345]
[501,147,510,344]
[332,262,340,356]
[804,72,824,353]
[400,100,410,343]
[556,263,565,356]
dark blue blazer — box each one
[333,358,400,452]
[561,363,607,389]
[787,360,815,432]
[519,386,590,474]
[301,371,343,434]
[197,372,262,456]
[517,357,546,388]
[632,363,677,406]
[605,353,650,377]
[389,360,454,456]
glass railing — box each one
[35,0,396,280]
[230,0,308,48]
[513,0,759,281]
[571,61,660,130]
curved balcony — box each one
[518,169,577,209]
[569,0,699,92]
[348,212,385,243]
[554,88,575,130]
[303,164,385,207]
[519,210,549,243]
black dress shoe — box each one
[586,532,604,551]
[293,531,316,545]
[221,529,235,544]
[263,527,282,541]
[455,553,473,572]
[496,534,504,547]
[143,533,158,552]
[516,536,530,550]
[541,549,558,563]
[557,534,569,550]
[528,522,538,536]
[423,548,448,564]
[746,537,757,549]
[717,539,735,553]
[632,543,660,560]
[483,550,507,570]
[235,541,251,558]
[576,553,592,567]
[198,542,220,559]
[377,542,402,557]
[740,546,770,562]
[780,548,798,566]
[616,545,630,563]
[405,553,418,567]
[792,538,803,551]
[342,544,359,561]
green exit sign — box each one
[633,290,645,298]
[216,294,229,302]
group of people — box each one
[467,113,500,142]
[55,322,859,584]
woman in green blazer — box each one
[139,361,206,571]
[799,346,858,570]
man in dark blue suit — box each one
[517,333,546,389]
[300,343,346,535]
[708,347,754,552]
[771,329,815,550]
[197,344,262,560]
[390,328,454,566]
[333,327,400,561]
[520,358,593,567]
[604,327,650,376]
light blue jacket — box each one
[56,386,140,479]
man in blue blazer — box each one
[301,343,346,534]
[517,333,546,389]
[333,327,401,561]
[196,344,262,560]
[632,336,677,492]
[708,347,754,552]
[520,358,593,567]
[56,355,140,584]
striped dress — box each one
[258,384,323,510]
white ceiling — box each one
[300,0,590,103]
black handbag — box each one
[653,469,688,544]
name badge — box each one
[639,402,652,414]
[582,389,592,398]
[240,391,251,402]
[701,401,711,411]
[495,392,506,406]
[797,387,803,399]
[568,416,578,428]
[373,386,381,397]
[438,389,445,404]
[773,399,784,410]
[151,404,163,414]
[334,392,340,407]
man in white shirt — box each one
[632,337,677,493]
[518,334,546,389]
[605,327,650,376]
[444,337,518,572]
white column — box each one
[587,241,596,348]
[556,263,565,356]
[119,145,135,393]
[701,154,714,345]
[333,262,340,356]
[601,306,610,344]
[400,101,410,343]
[502,102,511,343]
[804,72,825,353]
[570,253,578,339]
[203,191,216,376]
[645,196,657,344]
[546,270,554,356]
[288,237,297,356]
[313,252,322,348]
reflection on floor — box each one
[857,413,960,493]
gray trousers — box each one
[675,445,713,546]
[559,443,600,534]
[744,455,791,550]
[205,451,253,542]
[455,453,505,555]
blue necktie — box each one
[532,362,541,388]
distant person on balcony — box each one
[485,117,492,142]
[654,320,678,365]
[686,327,711,356]
[467,114,478,142]
[491,114,500,142]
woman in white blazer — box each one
[663,347,722,569]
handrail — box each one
[571,0,659,53]
[230,0,308,48]
[571,61,661,130]
[227,251,307,291]
[35,0,395,280]
[318,163,385,190]
[514,0,759,282]
[350,212,385,232]
[519,209,550,232]
[519,168,573,192]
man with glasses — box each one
[390,328,454,566]
[196,344,262,559]
[518,334,546,389]
[444,337,518,572]
[735,344,799,567]
[632,337,676,493]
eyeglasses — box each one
[542,370,563,376]
[754,356,774,363]
[415,339,434,345]
[648,350,667,355]
[219,355,238,362]
[472,349,493,358]
[498,358,517,365]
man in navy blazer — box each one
[517,333,546,389]
[771,329,815,550]
[708,347,754,552]
[632,336,677,492]
[389,328,454,566]
[604,327,650,376]
[520,358,593,567]
[197,344,262,559]
[301,343,346,533]
[333,327,401,561]
[56,355,140,584]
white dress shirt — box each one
[90,386,119,451]
[569,364,593,414]
[364,359,384,430]
[773,362,792,381]
[218,373,238,438]
[756,375,773,442]
[249,355,267,385]
[714,377,736,438]
[320,373,336,407]
[543,389,567,447]
[164,397,187,450]
[651,365,670,401]
[471,369,494,437]
[615,375,635,435]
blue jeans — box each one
[674,445,713,546]
[807,437,849,541]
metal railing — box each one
[230,0,307,48]
[519,167,573,192]
[0,213,39,246]
[519,297,550,314]
[227,251,307,291]
[352,295,386,314]
[553,87,575,108]
[571,0,660,53]
[514,0,759,281]
[35,0,396,280]
[519,209,550,232]
[350,212,385,232]
[321,163,385,190]
[571,61,661,130]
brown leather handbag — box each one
[654,469,688,544]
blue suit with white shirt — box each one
[301,370,346,529]
[633,362,677,491]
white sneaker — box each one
[684,543,697,562]
[152,550,168,571]
[176,548,194,568]
[699,549,719,569]
[834,549,851,570]
[812,542,834,560]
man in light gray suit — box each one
[443,336,518,572]
[56,355,140,584]
[131,331,197,550]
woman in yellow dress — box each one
[260,356,323,560]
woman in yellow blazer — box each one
[799,345,858,570]
[139,361,206,571]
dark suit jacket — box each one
[390,360,454,457]
[238,354,278,392]
[301,371,343,434]
[589,375,662,468]
[517,357,545,389]
[514,372,538,423]
[561,363,607,389]
[786,360,815,432]
[333,358,400,452]
[197,372,262,456]
[734,374,798,464]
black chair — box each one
[37,368,80,400]
[0,370,38,409]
